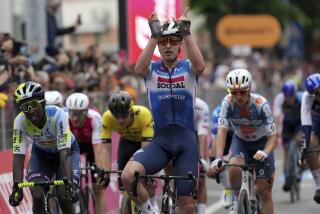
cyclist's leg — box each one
[197,162,206,214]
[56,140,81,213]
[121,136,171,213]
[174,127,199,213]
[27,147,55,214]
[307,123,320,203]
[252,137,275,214]
[281,135,291,191]
[228,135,247,191]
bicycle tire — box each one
[86,186,96,213]
[78,190,88,214]
[119,194,140,214]
[288,140,300,203]
[250,199,261,214]
[237,190,250,214]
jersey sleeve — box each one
[197,101,210,136]
[101,111,113,143]
[261,102,277,136]
[55,109,72,150]
[140,108,154,141]
[273,93,284,117]
[12,114,27,155]
[217,98,230,129]
[91,111,102,145]
[301,91,313,126]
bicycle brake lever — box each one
[131,171,140,197]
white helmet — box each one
[45,91,63,106]
[226,69,252,90]
[162,20,181,37]
[66,93,89,110]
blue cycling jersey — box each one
[211,105,221,139]
[145,59,198,131]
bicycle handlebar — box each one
[90,164,122,178]
[131,171,197,199]
[18,179,66,188]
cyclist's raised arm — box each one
[135,11,161,77]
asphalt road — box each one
[205,147,320,214]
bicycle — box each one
[217,160,271,214]
[131,171,197,214]
[12,178,72,214]
[287,139,301,203]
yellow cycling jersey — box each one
[101,105,154,143]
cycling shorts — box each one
[230,135,275,179]
[27,139,80,186]
[132,124,199,197]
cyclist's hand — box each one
[207,158,224,178]
[9,183,23,207]
[176,7,191,36]
[148,11,162,39]
[64,179,79,203]
[97,173,110,189]
[299,147,308,165]
[0,93,8,108]
[253,150,268,161]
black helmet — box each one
[108,91,133,117]
[14,82,45,104]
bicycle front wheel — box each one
[237,190,250,214]
[119,194,140,214]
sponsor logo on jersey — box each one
[157,76,186,89]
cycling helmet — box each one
[14,82,45,104]
[45,91,63,106]
[226,69,252,90]
[305,73,320,94]
[108,91,133,117]
[66,93,89,110]
[162,20,182,37]
[282,80,296,96]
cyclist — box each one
[45,90,64,107]
[9,82,80,213]
[208,69,277,214]
[66,92,109,214]
[101,91,159,211]
[194,97,210,214]
[273,80,303,191]
[300,73,320,204]
[208,103,235,210]
[121,8,205,213]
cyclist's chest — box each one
[70,119,93,144]
[25,123,57,147]
[282,101,300,117]
[229,106,263,126]
[116,125,141,140]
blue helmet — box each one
[282,80,296,96]
[305,73,320,94]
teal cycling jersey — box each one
[13,105,74,154]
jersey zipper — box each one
[169,69,176,123]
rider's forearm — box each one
[264,134,278,155]
[134,39,158,77]
[13,154,25,183]
[216,128,228,158]
[183,35,205,75]
[198,135,208,159]
[103,143,112,171]
[59,148,73,181]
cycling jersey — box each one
[101,105,154,143]
[218,93,277,141]
[69,109,102,145]
[194,97,209,135]
[145,60,197,131]
[273,92,303,125]
[13,105,74,154]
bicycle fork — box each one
[161,178,177,214]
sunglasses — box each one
[69,110,87,118]
[158,37,182,46]
[230,90,249,96]
[20,99,45,112]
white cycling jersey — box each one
[301,91,320,126]
[218,93,276,141]
[194,97,210,135]
[13,105,74,154]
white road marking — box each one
[205,199,225,214]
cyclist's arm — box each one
[101,112,113,170]
[216,100,230,158]
[135,38,158,77]
[263,134,278,155]
[141,107,154,148]
[261,102,278,155]
[301,91,313,149]
[183,35,205,75]
[12,116,27,183]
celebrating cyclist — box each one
[273,80,303,191]
[208,69,277,214]
[66,92,109,214]
[101,91,159,211]
[121,8,205,213]
[9,82,80,213]
[300,73,320,204]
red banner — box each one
[127,0,182,64]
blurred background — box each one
[0,0,320,213]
